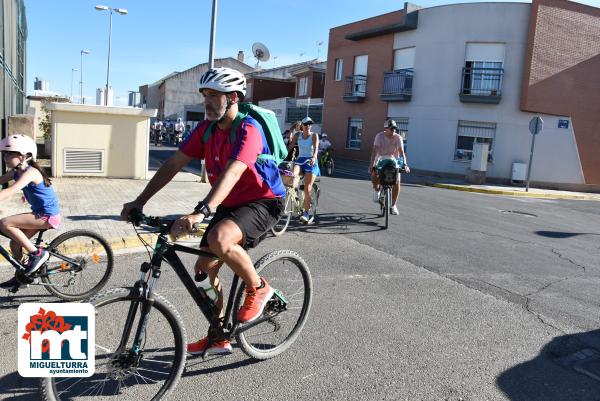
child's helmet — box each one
[0,134,37,160]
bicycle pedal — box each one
[271,289,288,304]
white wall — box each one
[388,2,584,184]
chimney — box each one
[237,51,245,63]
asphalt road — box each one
[1,148,600,400]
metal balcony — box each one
[380,69,414,102]
[343,75,367,102]
[459,67,503,104]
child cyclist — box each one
[0,134,60,289]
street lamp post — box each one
[79,50,90,104]
[95,5,128,106]
[70,68,79,102]
[208,0,217,68]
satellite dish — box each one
[252,42,270,67]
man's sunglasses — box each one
[302,123,313,126]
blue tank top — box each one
[297,133,315,158]
[14,168,60,216]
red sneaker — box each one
[237,278,275,323]
[187,336,232,356]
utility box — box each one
[511,162,527,184]
[471,142,489,172]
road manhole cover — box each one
[500,210,538,217]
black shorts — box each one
[200,198,284,250]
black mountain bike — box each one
[41,212,312,401]
[0,229,114,300]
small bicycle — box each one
[41,211,313,401]
[377,157,405,229]
[0,229,114,300]
[272,159,320,236]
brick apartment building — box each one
[322,0,600,189]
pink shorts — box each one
[35,213,61,229]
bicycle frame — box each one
[0,231,86,278]
[120,223,281,358]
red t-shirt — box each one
[180,119,283,207]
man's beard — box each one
[206,104,227,121]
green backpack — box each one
[202,102,288,165]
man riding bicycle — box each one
[369,119,410,215]
[121,67,285,356]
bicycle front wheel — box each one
[384,188,390,229]
[40,287,187,401]
[41,230,114,301]
[234,250,312,360]
[271,191,293,236]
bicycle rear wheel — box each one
[298,184,319,223]
[309,184,320,220]
[40,287,187,401]
[271,191,293,236]
[41,230,114,301]
[234,250,312,360]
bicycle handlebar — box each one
[128,209,203,235]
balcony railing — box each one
[380,69,414,101]
[460,67,503,104]
[343,75,367,102]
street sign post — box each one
[526,116,543,192]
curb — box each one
[0,228,206,263]
[427,183,599,201]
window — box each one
[462,61,503,96]
[334,59,343,81]
[347,118,363,150]
[387,117,409,151]
[454,120,496,162]
[393,47,415,70]
[462,43,505,96]
[298,77,308,96]
[245,83,253,100]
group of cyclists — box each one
[0,66,410,358]
[151,117,189,146]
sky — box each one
[26,0,599,106]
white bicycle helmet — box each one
[198,67,247,96]
[302,116,314,125]
[0,134,37,161]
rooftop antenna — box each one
[252,42,270,68]
[316,41,323,60]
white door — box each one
[354,55,368,75]
[353,55,368,95]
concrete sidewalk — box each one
[0,171,211,252]
[334,158,600,201]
